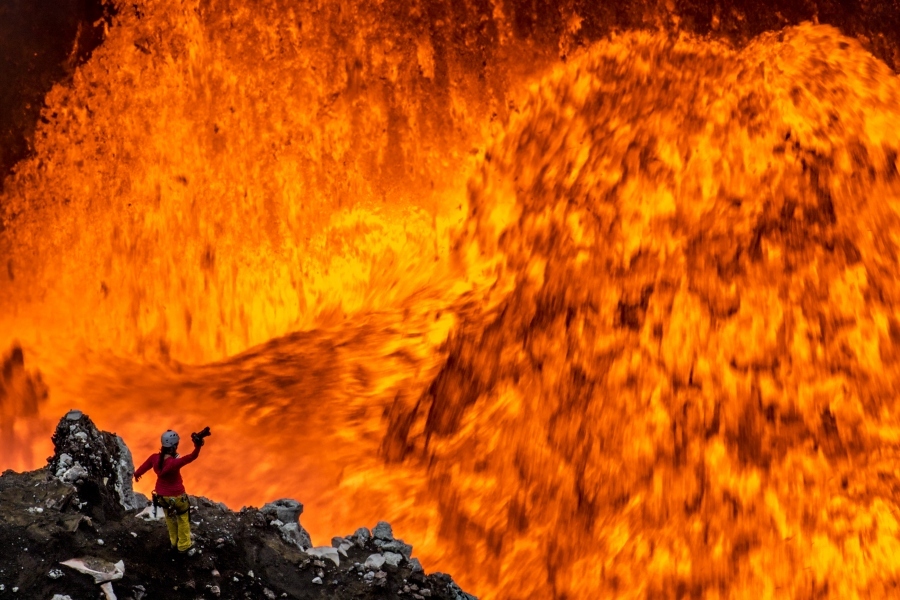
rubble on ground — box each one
[0,411,477,599]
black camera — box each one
[191,426,212,446]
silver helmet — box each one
[161,430,180,448]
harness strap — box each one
[157,493,190,516]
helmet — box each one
[161,430,180,448]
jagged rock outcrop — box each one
[260,498,312,550]
[0,412,477,599]
[48,409,145,522]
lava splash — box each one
[3,10,900,600]
[386,24,900,598]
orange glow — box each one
[3,1,900,597]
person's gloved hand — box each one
[134,472,141,482]
[193,437,205,448]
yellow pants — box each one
[159,494,192,552]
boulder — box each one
[353,527,371,548]
[378,539,413,558]
[260,499,312,550]
[383,551,403,567]
[372,521,393,541]
[260,498,303,524]
[47,411,140,521]
[306,546,340,567]
[364,554,386,570]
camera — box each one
[191,426,212,446]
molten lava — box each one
[2,0,900,597]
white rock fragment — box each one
[207,584,221,597]
[48,568,64,579]
[100,581,117,600]
[26,507,44,514]
[51,595,73,600]
[60,557,125,583]
[338,541,352,557]
[306,546,340,567]
[134,505,164,521]
[248,570,255,578]
[130,532,137,537]
[364,554,386,570]
[55,453,73,478]
[312,577,323,585]
[60,464,89,484]
[383,551,403,567]
[97,539,105,545]
[364,571,375,581]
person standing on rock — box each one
[133,428,208,556]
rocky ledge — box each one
[0,411,476,600]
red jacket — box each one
[134,446,201,497]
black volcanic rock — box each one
[48,410,144,523]
[0,412,477,599]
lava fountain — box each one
[2,0,900,598]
